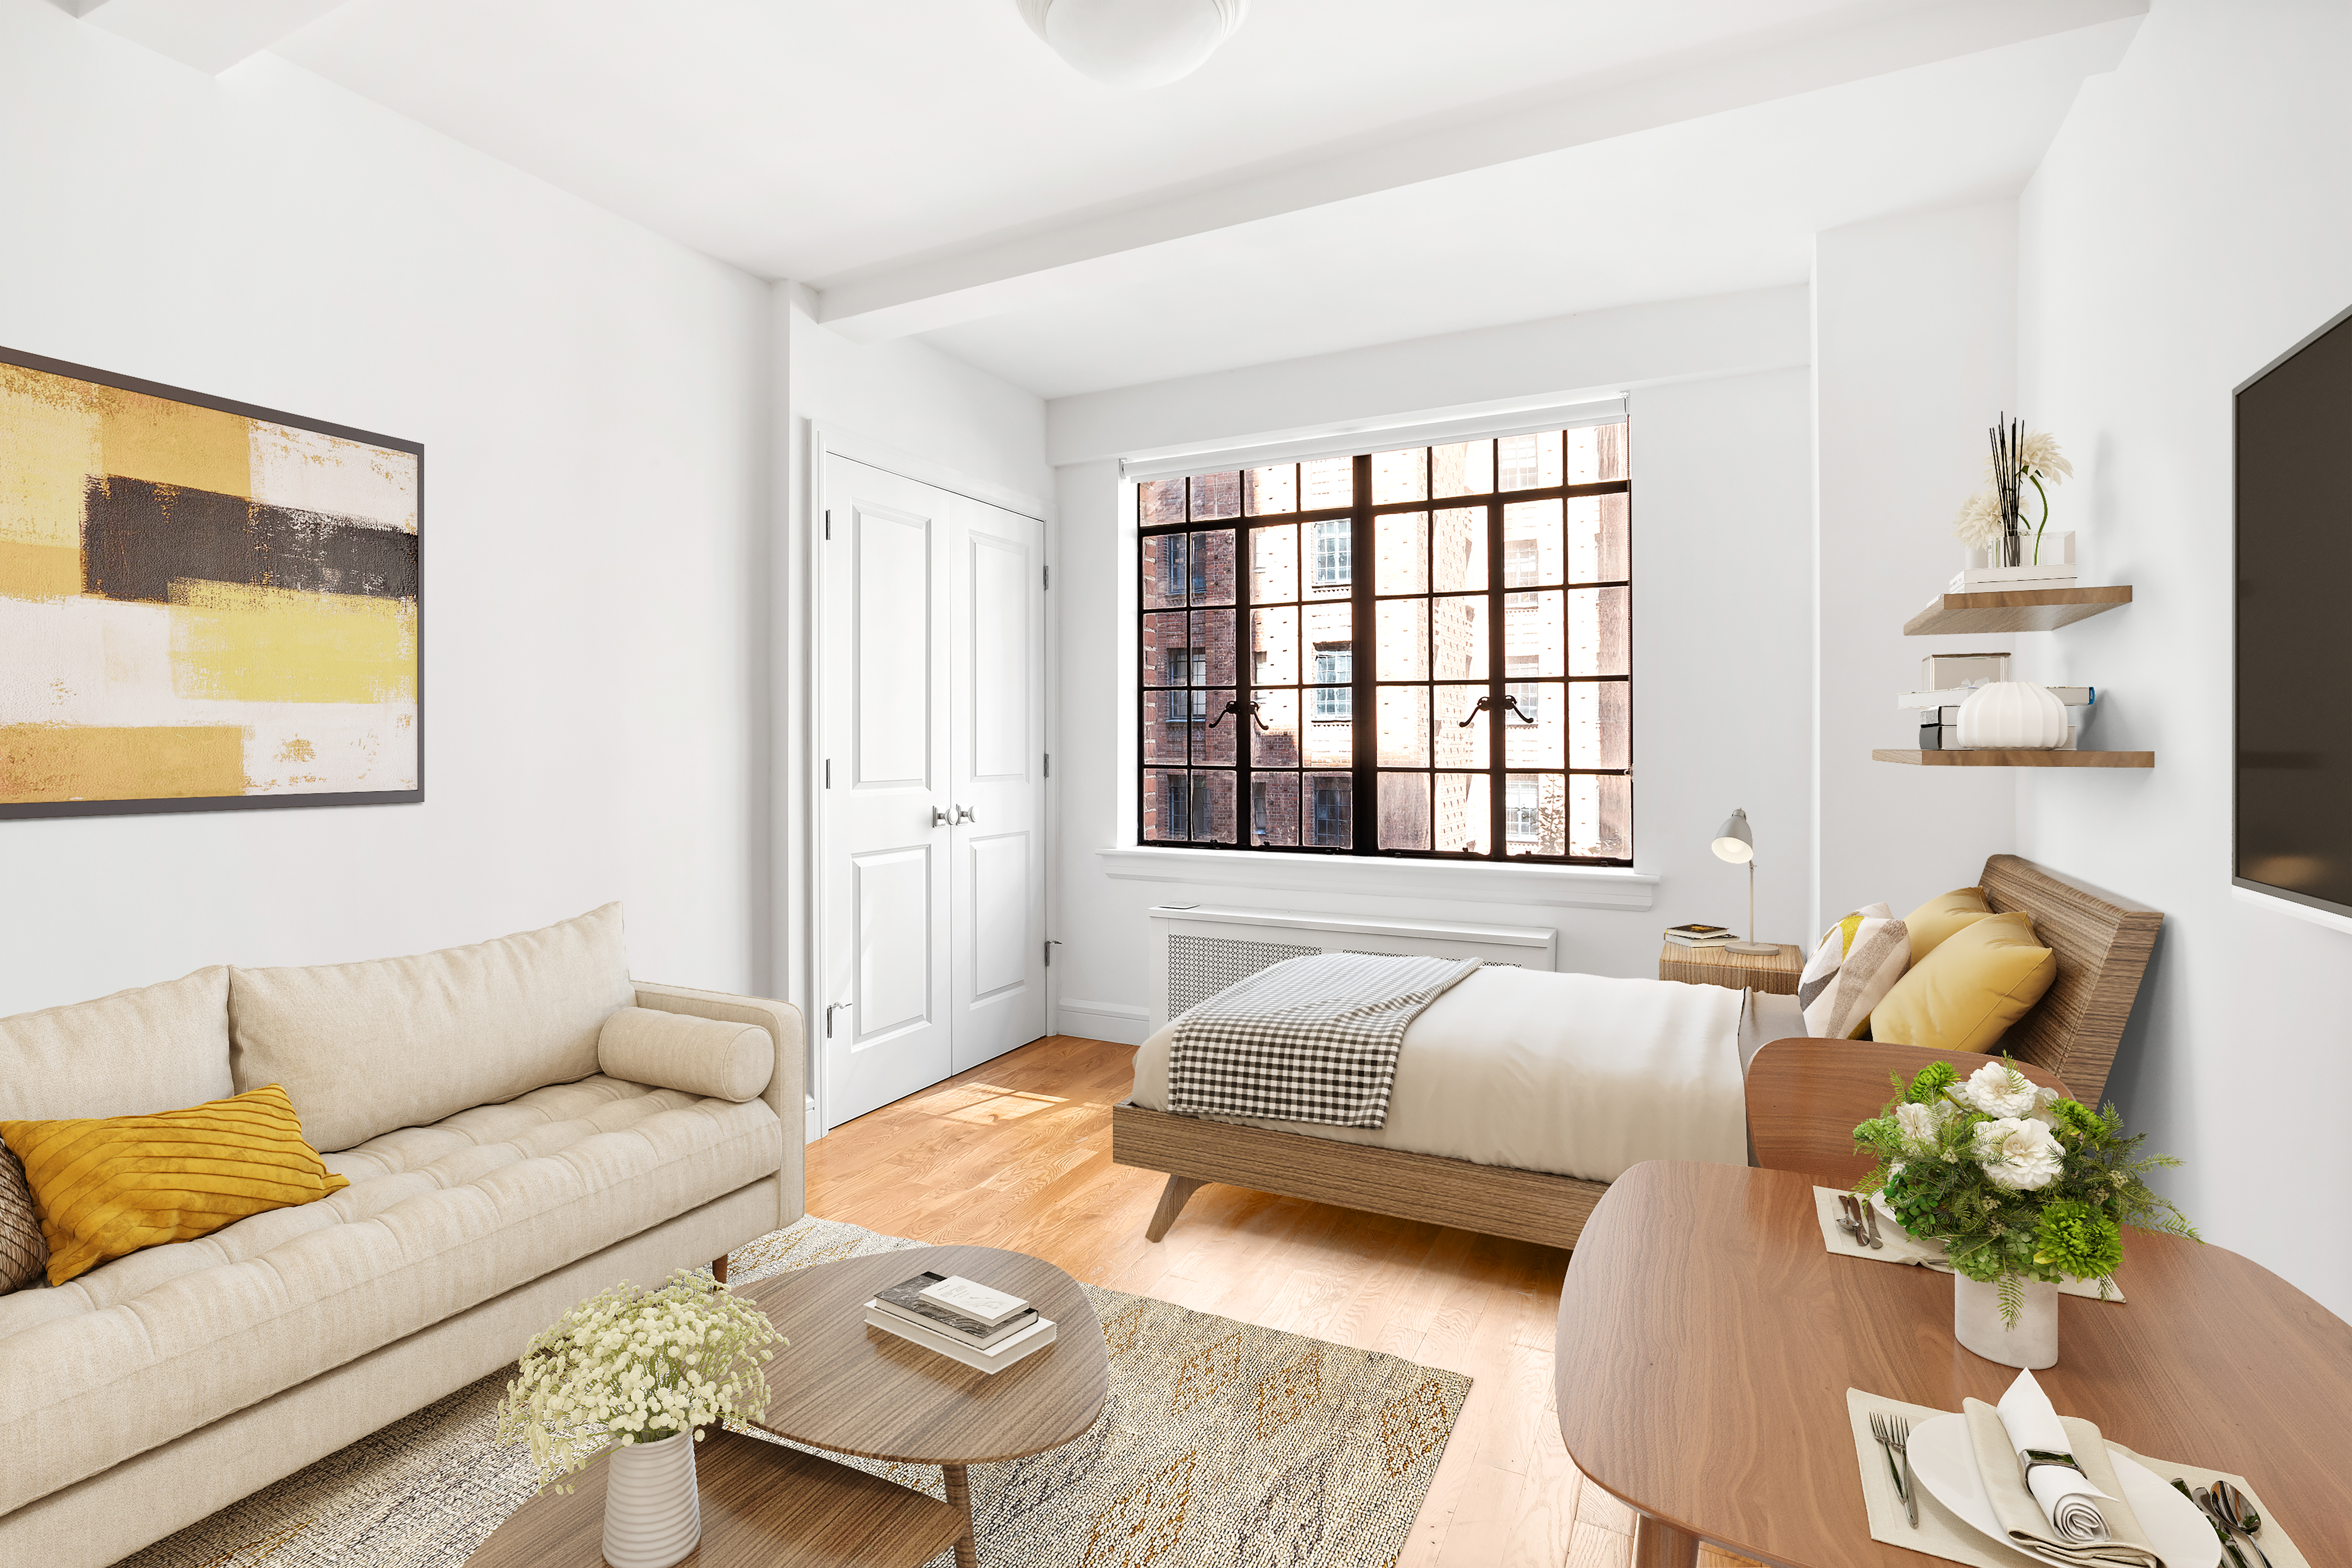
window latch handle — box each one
[1459,694,1538,727]
[1210,699,1270,732]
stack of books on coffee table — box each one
[864,1272,1057,1374]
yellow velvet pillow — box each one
[1869,911,2058,1054]
[0,1083,348,1287]
[1901,886,1996,965]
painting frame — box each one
[0,344,424,820]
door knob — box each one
[954,804,976,824]
[931,806,952,828]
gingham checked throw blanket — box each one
[1166,952,1483,1128]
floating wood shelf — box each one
[1904,585,2132,635]
[1874,748,2154,768]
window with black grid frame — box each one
[1136,425,1631,865]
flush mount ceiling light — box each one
[1016,0,1250,88]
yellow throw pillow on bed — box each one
[1902,886,1996,965]
[1869,911,2057,1054]
[0,1083,348,1287]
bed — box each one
[1111,853,2162,1251]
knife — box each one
[1861,1197,1884,1249]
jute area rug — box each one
[119,1216,1473,1568]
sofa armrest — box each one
[628,981,805,1235]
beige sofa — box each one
[0,905,803,1568]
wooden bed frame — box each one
[1111,853,2162,1252]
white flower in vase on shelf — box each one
[1952,420,2074,566]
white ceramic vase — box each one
[1953,1274,2058,1369]
[602,1430,702,1568]
[1956,681,2069,749]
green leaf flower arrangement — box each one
[1851,1059,2194,1326]
[495,1270,785,1494]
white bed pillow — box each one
[1798,904,1910,1039]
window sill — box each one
[1094,845,1657,910]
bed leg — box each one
[1145,1176,1207,1242]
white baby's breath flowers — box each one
[1973,1117,2065,1192]
[1958,1061,2041,1120]
[495,1270,784,1495]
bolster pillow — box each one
[597,1007,774,1102]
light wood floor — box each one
[806,1034,1755,1568]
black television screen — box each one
[2236,304,2352,917]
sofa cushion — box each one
[229,905,635,1153]
[598,1006,774,1103]
[0,1084,349,1286]
[0,1074,782,1514]
[0,968,232,1123]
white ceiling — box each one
[245,0,2149,398]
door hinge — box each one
[824,508,832,541]
[1042,564,1050,589]
[824,758,832,788]
[1043,752,1051,778]
[1045,939,1064,968]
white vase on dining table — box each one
[1953,1274,2058,1369]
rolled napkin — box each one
[1963,1375,2165,1568]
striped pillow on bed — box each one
[1798,904,1911,1039]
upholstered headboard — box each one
[1978,854,2162,1105]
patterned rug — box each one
[117,1216,1473,1568]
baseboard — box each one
[1055,997,1149,1046]
[805,1094,822,1144]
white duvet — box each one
[1130,967,1759,1185]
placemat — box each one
[1844,1388,2310,1568]
[1814,1187,2123,1302]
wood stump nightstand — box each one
[1658,941,1802,994]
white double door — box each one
[818,454,1047,1129]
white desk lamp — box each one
[1709,809,1782,955]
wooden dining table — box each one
[1554,1162,2352,1568]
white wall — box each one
[1812,201,2022,935]
[0,3,770,1012]
[1047,293,1816,1040]
[2015,0,2352,1318]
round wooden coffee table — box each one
[740,1244,1109,1568]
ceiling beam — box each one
[56,0,357,75]
[808,0,2146,344]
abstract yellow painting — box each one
[0,348,421,817]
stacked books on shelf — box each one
[1664,923,1737,948]
[865,1272,1057,1374]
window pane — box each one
[1307,517,1352,591]
[1498,431,1564,491]
[1377,685,1430,766]
[1505,681,1564,767]
[1573,773,1632,860]
[1431,594,1486,681]
[1144,768,1189,842]
[1304,772,1354,848]
[1141,691,1190,765]
[1140,479,1184,526]
[1301,456,1353,510]
[1431,506,1488,592]
[1568,422,1629,484]
[1432,440,1493,498]
[1142,534,1187,609]
[1245,464,1297,516]
[1376,598,1427,680]
[1375,510,1427,595]
[1250,606,1297,686]
[1189,528,1236,606]
[1432,685,1490,768]
[1568,586,1630,677]
[1188,608,1235,685]
[1251,774,1300,847]
[1502,499,1563,588]
[1504,772,1567,856]
[1437,772,1490,854]
[1192,769,1237,844]
[1303,600,1351,656]
[1189,471,1240,520]
[1252,524,1297,604]
[1506,590,1563,677]
[1195,690,1239,764]
[1142,612,1189,685]
[1379,772,1432,850]
[1571,679,1630,769]
[1303,685,1352,765]
[1371,447,1427,504]
[1568,493,1629,583]
[1252,690,1300,768]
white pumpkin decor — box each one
[1956,682,2069,749]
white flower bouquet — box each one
[1853,1060,2194,1325]
[495,1270,785,1493]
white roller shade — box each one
[1120,396,1628,483]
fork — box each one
[1887,1415,1917,1528]
[1868,1413,1916,1527]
